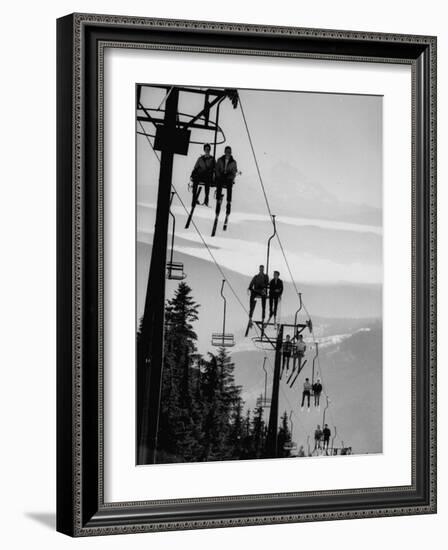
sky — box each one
[136,85,382,301]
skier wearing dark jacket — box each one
[190,143,215,206]
[248,265,269,321]
[282,334,293,372]
[322,424,331,450]
[269,271,283,319]
[301,378,312,409]
[215,146,238,215]
[312,379,323,407]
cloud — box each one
[138,201,381,236]
[137,219,381,285]
[229,212,382,236]
[171,232,382,285]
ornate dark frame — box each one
[56,13,437,537]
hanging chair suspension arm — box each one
[262,356,268,402]
[289,410,294,442]
[322,395,330,427]
[311,342,319,385]
[213,98,225,160]
[331,426,337,453]
[294,293,303,328]
[168,191,176,273]
[220,279,227,348]
[266,214,277,278]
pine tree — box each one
[198,346,246,461]
[140,281,253,464]
[227,396,245,459]
[157,282,202,463]
[251,405,266,459]
[240,409,253,459]
[277,411,292,458]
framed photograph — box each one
[57,13,437,536]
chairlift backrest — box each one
[256,396,272,408]
[166,261,186,280]
[211,333,235,348]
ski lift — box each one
[288,359,308,389]
[309,342,319,385]
[179,88,239,235]
[166,261,186,280]
[245,215,278,338]
[331,425,337,454]
[256,396,272,408]
[211,280,235,348]
[251,320,279,350]
[211,333,235,347]
[166,192,186,281]
[293,294,307,334]
[284,411,297,451]
[256,358,271,408]
[266,215,277,281]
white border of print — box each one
[103,47,411,502]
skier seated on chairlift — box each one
[269,270,283,320]
[190,143,215,206]
[314,424,323,450]
[282,334,293,372]
[215,146,238,216]
[248,264,269,323]
[294,334,306,360]
[322,424,331,450]
[301,377,312,411]
[312,378,323,408]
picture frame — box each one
[56,13,437,536]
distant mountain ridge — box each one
[137,241,382,327]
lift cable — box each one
[239,98,302,299]
[156,86,174,110]
[138,119,161,162]
[239,99,273,219]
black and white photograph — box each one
[136,84,383,465]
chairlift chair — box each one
[245,215,278,337]
[256,396,272,408]
[284,411,297,452]
[251,321,278,350]
[166,193,187,281]
[166,261,186,280]
[211,280,235,348]
[211,333,235,348]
